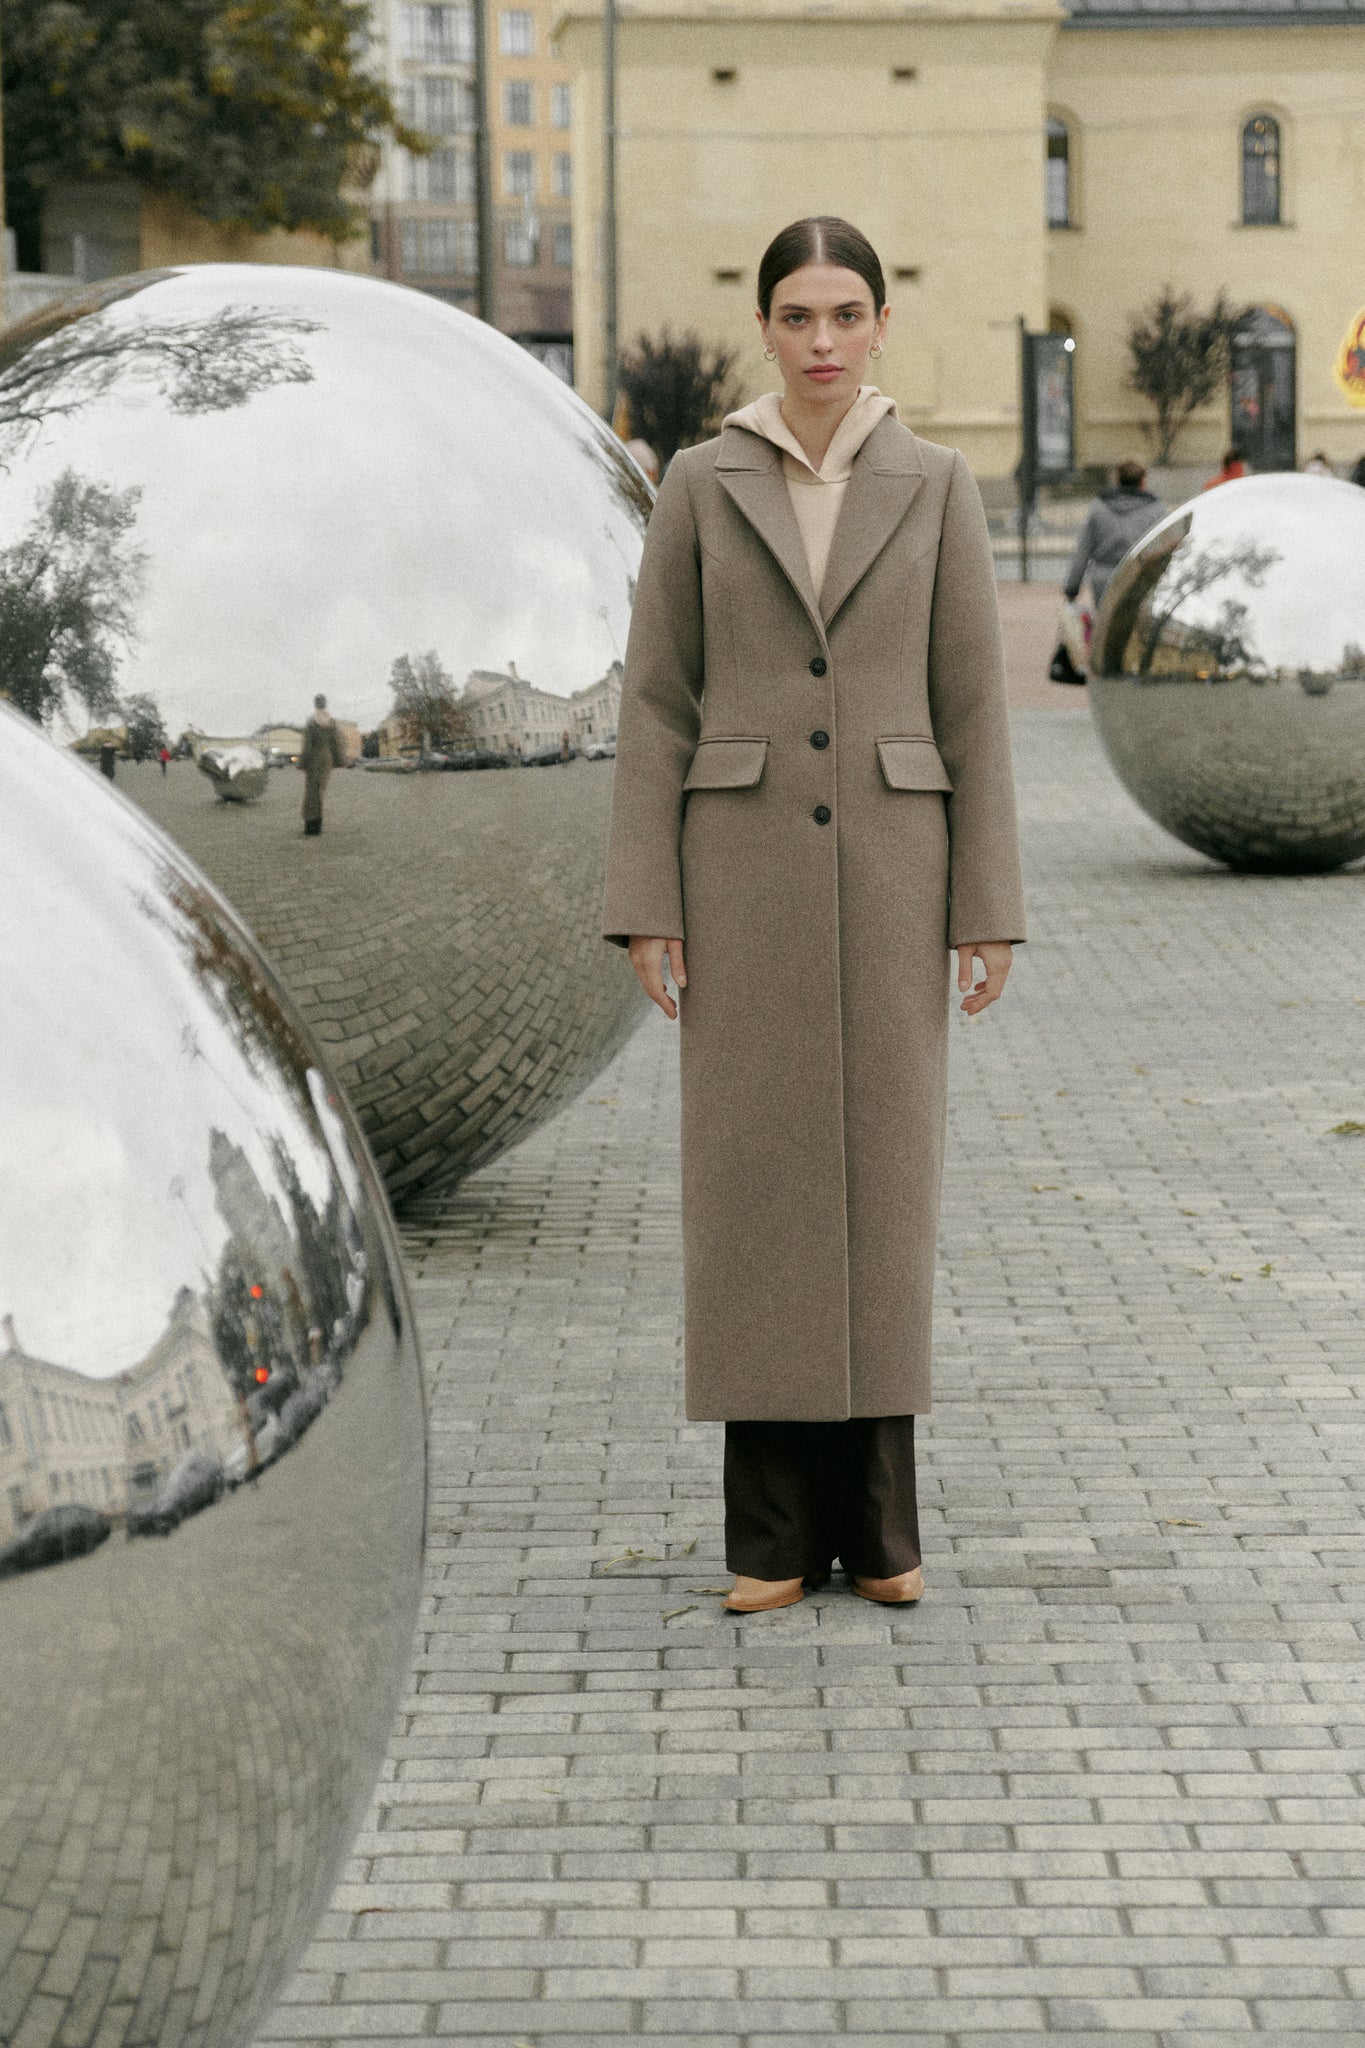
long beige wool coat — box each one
[602,414,1026,1421]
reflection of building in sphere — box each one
[0,265,651,1198]
[1089,475,1365,873]
[0,702,425,2048]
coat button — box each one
[809,656,827,676]
[810,730,829,749]
[813,804,831,825]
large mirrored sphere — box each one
[0,264,651,1198]
[0,704,426,2048]
[1089,474,1365,872]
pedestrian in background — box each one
[603,215,1025,1616]
[1351,455,1365,489]
[1205,446,1248,490]
[1063,457,1166,614]
[158,744,171,776]
[300,693,345,837]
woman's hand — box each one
[956,941,1012,1016]
[629,936,687,1019]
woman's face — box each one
[758,263,889,409]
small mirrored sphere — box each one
[0,703,426,2048]
[199,742,270,802]
[0,265,651,1197]
[1089,474,1365,872]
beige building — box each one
[367,0,575,355]
[464,662,576,751]
[0,1297,240,1543]
[556,0,1365,475]
[569,660,622,742]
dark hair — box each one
[314,693,327,709]
[1222,446,1245,466]
[1116,457,1146,488]
[757,217,886,320]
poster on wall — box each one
[1335,308,1365,409]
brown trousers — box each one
[723,1416,921,1581]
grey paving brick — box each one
[252,707,1365,2044]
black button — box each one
[813,805,831,825]
[810,730,829,749]
[809,656,827,676]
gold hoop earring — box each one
[764,346,777,361]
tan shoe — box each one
[723,1575,806,1613]
[852,1567,923,1605]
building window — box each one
[504,218,539,266]
[552,220,573,266]
[405,145,474,201]
[503,80,533,126]
[503,149,535,197]
[551,82,572,129]
[500,8,534,55]
[552,150,572,199]
[1242,114,1281,225]
[419,75,455,133]
[1046,117,1070,228]
[402,4,474,61]
[401,217,477,274]
[435,146,475,201]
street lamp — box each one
[602,0,618,422]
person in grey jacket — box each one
[1064,458,1166,609]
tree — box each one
[388,650,468,752]
[0,467,146,727]
[1127,288,1242,467]
[0,302,322,465]
[1,0,423,263]
[122,689,167,759]
[617,330,740,472]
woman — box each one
[601,217,1025,1614]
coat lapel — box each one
[818,416,926,628]
[714,427,827,646]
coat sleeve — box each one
[927,450,1027,948]
[600,454,705,948]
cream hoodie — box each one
[721,384,899,600]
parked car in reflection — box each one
[356,755,418,774]
[522,743,578,766]
[276,1371,333,1452]
[438,747,515,771]
[584,732,617,760]
[0,1503,111,1577]
[225,1409,284,1486]
[126,1451,226,1537]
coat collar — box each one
[714,414,926,635]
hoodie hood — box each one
[721,386,898,481]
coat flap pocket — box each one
[876,737,953,793]
[683,737,769,791]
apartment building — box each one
[368,0,574,366]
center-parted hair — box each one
[757,218,887,321]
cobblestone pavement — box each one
[122,758,645,1200]
[255,705,1365,2046]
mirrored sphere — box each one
[0,265,651,1198]
[199,743,270,803]
[1089,474,1365,872]
[0,703,426,2048]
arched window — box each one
[1046,117,1071,228]
[1242,114,1281,225]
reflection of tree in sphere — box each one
[0,267,653,1196]
[1089,475,1365,873]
